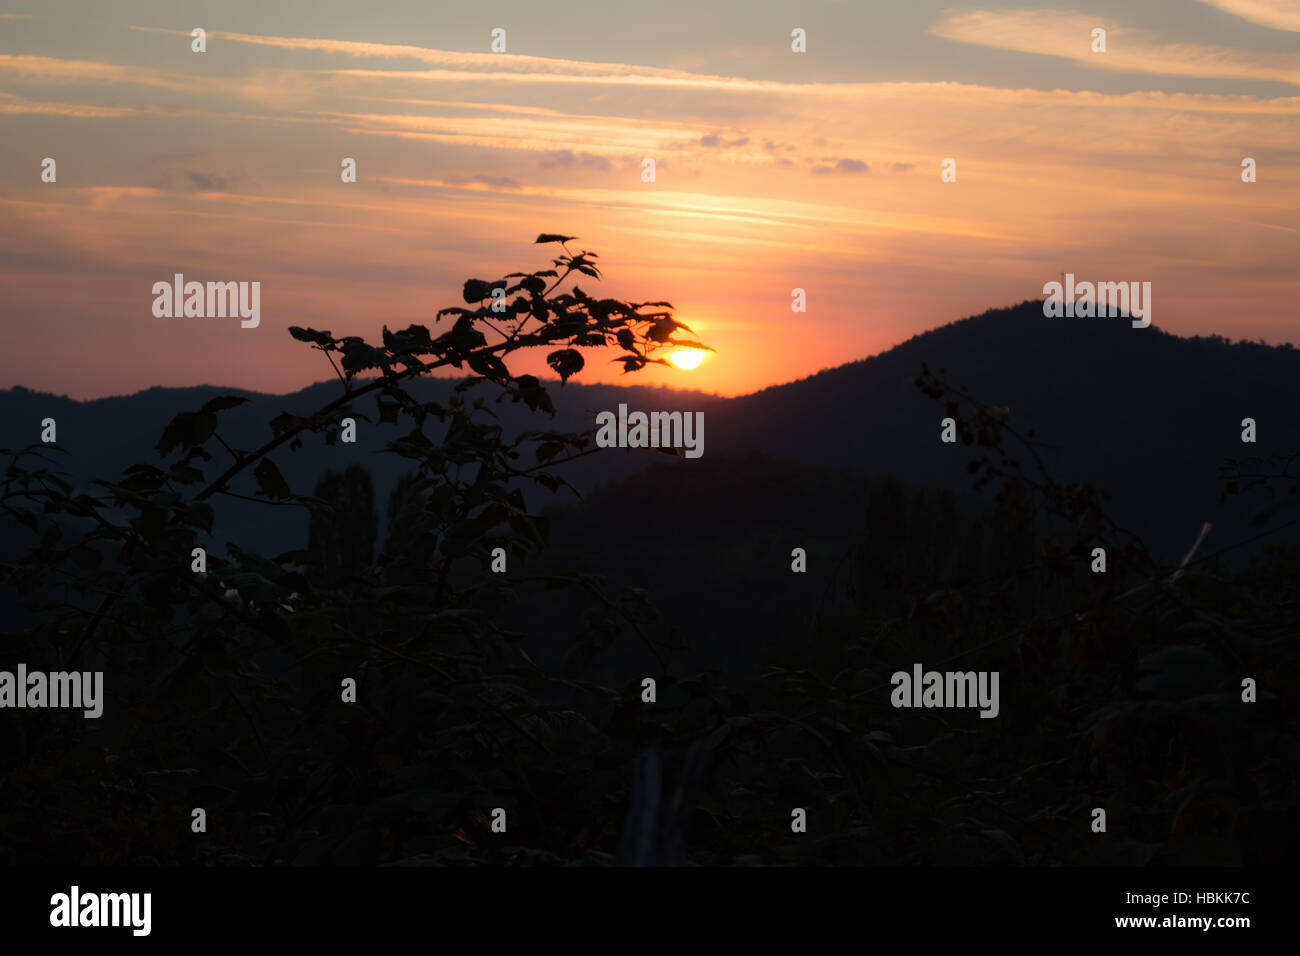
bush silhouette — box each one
[0,241,1294,866]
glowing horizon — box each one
[0,0,1296,400]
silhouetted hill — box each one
[0,379,719,562]
[704,301,1300,558]
[3,299,1297,560]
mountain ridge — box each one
[4,299,1297,561]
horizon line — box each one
[8,299,1298,405]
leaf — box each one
[446,314,488,351]
[616,328,635,351]
[467,351,510,380]
[546,349,584,384]
[395,323,433,348]
[157,410,217,458]
[517,274,548,297]
[510,374,554,415]
[535,441,564,464]
[254,458,291,499]
[200,395,248,415]
[668,338,713,351]
[119,463,168,492]
[341,342,390,376]
[288,326,334,346]
[535,233,577,245]
[648,319,676,343]
[269,411,307,438]
[169,462,205,485]
[462,279,495,302]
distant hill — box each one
[0,378,720,562]
[3,299,1297,561]
[703,300,1300,559]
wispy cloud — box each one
[444,173,521,190]
[538,149,612,171]
[0,92,140,117]
[127,26,937,97]
[184,171,245,191]
[0,54,192,90]
[812,158,868,174]
[931,9,1300,85]
[699,134,749,148]
[1196,0,1300,32]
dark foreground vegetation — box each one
[2,239,1295,865]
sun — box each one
[669,348,705,370]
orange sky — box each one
[1,1,1297,398]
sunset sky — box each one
[1,0,1297,399]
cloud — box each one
[128,27,978,99]
[930,9,1300,85]
[539,149,577,167]
[0,54,192,90]
[812,158,869,174]
[538,149,611,171]
[0,92,140,118]
[133,27,793,91]
[1196,0,1300,32]
[445,173,521,190]
[699,134,749,148]
[890,162,915,173]
[185,171,242,191]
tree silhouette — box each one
[307,463,378,586]
[0,235,717,865]
[379,471,425,585]
[853,475,907,610]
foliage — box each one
[0,237,705,865]
[308,463,379,587]
[0,246,1294,866]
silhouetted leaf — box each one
[157,410,217,458]
[341,342,390,375]
[254,458,291,499]
[468,352,509,380]
[270,411,308,438]
[200,395,248,415]
[546,349,584,383]
[463,279,495,302]
[288,326,334,346]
